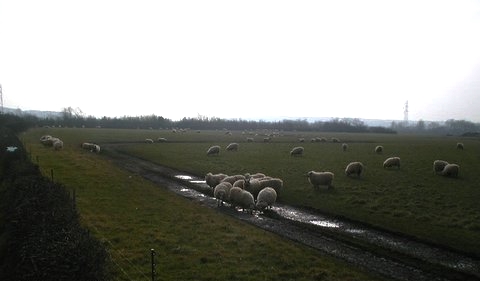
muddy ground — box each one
[105,145,480,281]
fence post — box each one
[72,188,76,210]
[151,248,156,281]
[50,169,54,182]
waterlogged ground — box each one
[107,145,480,281]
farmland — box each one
[21,127,480,279]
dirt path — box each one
[104,145,480,281]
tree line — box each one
[2,108,480,135]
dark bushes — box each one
[0,127,109,281]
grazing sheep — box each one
[244,177,262,197]
[258,178,283,194]
[53,139,64,150]
[383,157,401,169]
[233,179,246,189]
[375,145,383,154]
[81,142,96,150]
[342,143,348,152]
[226,143,239,151]
[345,162,364,177]
[246,137,254,143]
[433,160,449,174]
[256,187,277,210]
[205,172,228,188]
[206,145,220,156]
[238,190,256,213]
[263,137,271,143]
[441,163,460,178]
[228,186,243,207]
[456,143,464,150]
[92,144,101,153]
[307,171,334,189]
[290,146,304,157]
[249,172,266,179]
[145,138,154,143]
[298,138,305,143]
[40,135,53,146]
[157,137,167,142]
[331,137,340,143]
[213,182,233,206]
[221,174,246,185]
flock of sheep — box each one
[205,172,283,213]
[204,139,464,211]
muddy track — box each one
[103,145,480,281]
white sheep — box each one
[383,157,401,169]
[238,190,256,213]
[345,162,364,177]
[375,145,383,154]
[92,144,101,153]
[342,143,348,152]
[246,137,254,143]
[290,146,304,157]
[331,137,340,143]
[456,142,464,150]
[244,177,262,197]
[433,160,449,174]
[206,145,220,156]
[226,143,239,151]
[157,137,167,143]
[221,174,246,185]
[145,138,154,143]
[53,139,64,150]
[228,186,243,207]
[307,171,334,189]
[441,163,460,178]
[233,179,246,189]
[40,135,53,146]
[256,187,277,210]
[213,182,233,206]
[205,172,228,188]
[258,178,283,194]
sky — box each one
[1,0,480,122]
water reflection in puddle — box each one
[310,220,341,228]
[175,175,193,180]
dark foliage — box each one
[0,127,109,281]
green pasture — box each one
[119,130,480,255]
[21,127,386,281]
[35,127,480,256]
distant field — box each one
[23,128,480,256]
[22,127,387,281]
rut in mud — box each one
[105,146,480,281]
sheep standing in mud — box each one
[256,187,277,211]
[205,172,228,188]
[307,171,334,189]
[214,182,233,206]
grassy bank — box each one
[22,128,387,281]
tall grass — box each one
[22,128,386,281]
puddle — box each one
[310,220,341,228]
[6,146,18,152]
[175,175,193,180]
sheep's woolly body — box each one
[53,139,64,150]
[456,143,464,150]
[157,137,167,142]
[375,145,383,154]
[206,145,221,156]
[433,160,449,174]
[345,162,364,177]
[258,178,283,194]
[213,182,233,206]
[221,174,246,185]
[256,187,277,210]
[205,172,228,188]
[226,143,239,151]
[244,178,262,197]
[228,186,243,207]
[383,157,401,169]
[307,171,334,189]
[342,143,348,152]
[441,164,460,178]
[290,146,304,156]
[238,190,255,212]
[145,138,154,143]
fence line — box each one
[88,223,152,281]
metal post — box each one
[151,248,156,281]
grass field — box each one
[96,128,480,256]
[21,127,389,281]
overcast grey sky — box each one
[1,0,480,122]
